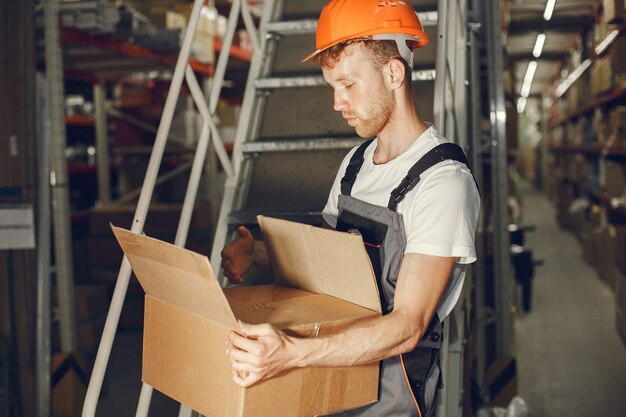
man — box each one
[221,1,480,416]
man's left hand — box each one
[226,322,297,387]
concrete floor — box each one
[92,182,626,417]
[515,181,626,417]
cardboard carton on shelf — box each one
[615,267,626,346]
[597,227,618,290]
[590,56,615,97]
[112,216,382,417]
[603,0,626,23]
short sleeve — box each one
[403,162,480,264]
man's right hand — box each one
[221,226,255,284]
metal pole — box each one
[433,0,449,133]
[82,0,206,415]
[35,73,52,417]
[185,66,234,177]
[107,107,190,147]
[485,0,512,359]
[43,0,76,353]
[173,1,246,412]
[94,80,111,204]
[209,0,276,276]
[467,2,489,403]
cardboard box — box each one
[614,226,626,275]
[590,56,614,97]
[609,106,626,129]
[610,37,626,76]
[113,216,381,417]
[616,268,626,346]
[598,227,618,290]
[603,0,626,22]
[606,161,626,198]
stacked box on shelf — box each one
[592,108,612,143]
[611,37,626,76]
[603,0,626,22]
[567,117,586,145]
[567,77,585,111]
[581,205,604,268]
[616,267,626,346]
[591,56,616,96]
[555,179,576,230]
[598,226,618,289]
[609,106,626,144]
[613,226,626,280]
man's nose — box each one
[333,91,347,111]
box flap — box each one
[258,216,381,313]
[111,226,239,330]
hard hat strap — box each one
[371,33,415,68]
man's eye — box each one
[345,83,354,89]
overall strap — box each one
[388,143,472,211]
[340,138,375,196]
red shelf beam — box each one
[65,115,95,126]
[60,27,252,77]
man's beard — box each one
[354,85,395,138]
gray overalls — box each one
[330,139,474,417]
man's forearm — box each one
[289,308,429,368]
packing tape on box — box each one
[298,367,348,417]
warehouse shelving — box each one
[550,142,626,158]
[542,4,626,352]
[60,26,252,76]
[549,85,626,128]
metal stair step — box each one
[241,138,362,154]
[255,70,436,89]
[266,11,439,36]
[228,211,324,227]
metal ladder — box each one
[209,0,439,280]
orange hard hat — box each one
[302,0,429,63]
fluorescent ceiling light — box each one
[517,97,527,113]
[595,29,620,55]
[555,58,592,97]
[533,33,546,58]
[520,61,538,98]
[544,0,556,21]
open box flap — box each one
[111,225,239,330]
[258,216,381,313]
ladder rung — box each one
[255,75,326,89]
[266,19,318,36]
[256,70,436,89]
[266,12,438,36]
[229,211,324,226]
[242,138,362,153]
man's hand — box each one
[221,226,255,284]
[226,322,297,388]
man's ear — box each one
[387,58,407,90]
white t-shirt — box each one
[322,126,480,319]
